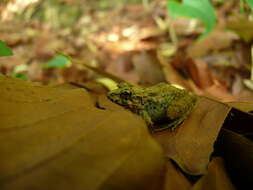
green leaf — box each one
[11,72,28,80]
[45,54,71,69]
[245,0,253,11]
[167,0,216,39]
[0,40,13,57]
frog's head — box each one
[107,83,134,105]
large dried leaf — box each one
[192,157,236,190]
[153,97,231,175]
[132,51,165,86]
[215,129,253,190]
[0,75,165,190]
[227,18,253,42]
[163,160,192,190]
[187,30,237,58]
[222,105,253,135]
[204,84,236,102]
[226,101,253,112]
[157,53,193,90]
[182,59,214,89]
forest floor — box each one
[1,0,253,102]
[1,1,253,190]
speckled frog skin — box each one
[107,82,197,130]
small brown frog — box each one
[107,82,197,131]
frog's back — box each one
[143,83,191,122]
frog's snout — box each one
[107,91,117,100]
[107,90,121,103]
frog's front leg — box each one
[139,110,153,126]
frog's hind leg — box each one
[157,94,197,131]
[153,117,185,132]
[166,93,197,120]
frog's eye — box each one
[120,91,131,99]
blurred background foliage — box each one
[1,0,253,102]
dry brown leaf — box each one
[203,82,236,102]
[132,51,166,86]
[187,30,238,58]
[99,40,158,54]
[153,97,231,175]
[0,75,165,190]
[222,107,253,135]
[227,17,253,42]
[171,55,214,89]
[215,129,253,190]
[192,157,236,190]
[163,160,192,190]
[157,54,193,90]
[225,101,253,112]
[105,52,140,84]
[185,59,214,89]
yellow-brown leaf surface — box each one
[0,75,165,190]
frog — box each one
[107,82,197,131]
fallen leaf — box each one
[222,106,253,134]
[163,159,192,190]
[225,101,253,112]
[132,51,166,86]
[0,75,165,190]
[105,52,140,84]
[99,40,158,54]
[215,129,253,190]
[153,97,231,175]
[227,17,253,42]
[187,30,238,58]
[157,53,193,90]
[171,55,214,89]
[186,59,214,89]
[192,157,236,190]
[203,81,236,102]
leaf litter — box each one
[1,0,253,189]
[0,75,164,190]
[1,67,253,189]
